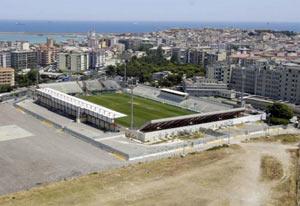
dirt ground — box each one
[0,141,298,206]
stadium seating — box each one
[39,82,83,94]
[132,85,233,113]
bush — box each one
[270,117,289,125]
[0,85,12,93]
[268,103,293,120]
[267,102,293,125]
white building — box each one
[58,52,89,72]
[89,50,106,69]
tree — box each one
[110,48,205,85]
[0,85,12,93]
[106,65,117,76]
[267,102,293,125]
[16,69,39,87]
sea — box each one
[0,20,300,44]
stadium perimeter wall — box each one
[132,113,266,142]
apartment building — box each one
[58,52,89,72]
[206,62,232,84]
[37,46,57,66]
[230,63,300,104]
[11,51,37,70]
[0,68,15,87]
[0,52,11,68]
[183,77,236,99]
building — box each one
[132,108,265,142]
[152,71,172,81]
[11,51,37,70]
[206,62,232,84]
[183,77,236,99]
[36,88,126,131]
[89,50,106,69]
[37,46,57,66]
[187,48,226,68]
[118,39,142,50]
[230,63,300,104]
[46,38,54,48]
[149,46,172,59]
[20,42,30,51]
[187,49,206,66]
[87,31,99,49]
[58,52,89,72]
[0,52,11,68]
[171,47,187,64]
[0,68,15,87]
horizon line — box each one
[0,19,300,24]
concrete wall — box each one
[133,113,266,142]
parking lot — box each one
[0,103,124,195]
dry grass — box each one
[248,134,300,144]
[260,155,284,181]
[268,149,299,206]
[178,131,204,140]
[0,145,241,206]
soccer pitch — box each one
[81,93,194,128]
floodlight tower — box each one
[123,50,131,87]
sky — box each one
[1,0,300,22]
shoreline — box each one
[0,32,87,35]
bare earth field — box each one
[0,137,298,206]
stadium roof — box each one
[36,88,126,120]
[139,108,246,132]
[160,88,189,97]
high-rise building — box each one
[0,52,11,68]
[89,50,106,69]
[46,38,54,48]
[187,49,226,68]
[37,46,57,66]
[206,62,232,84]
[171,47,187,64]
[58,52,89,72]
[87,31,99,49]
[11,51,37,70]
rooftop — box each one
[36,88,126,120]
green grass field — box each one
[81,93,194,128]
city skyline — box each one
[1,0,300,22]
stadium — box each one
[35,79,265,142]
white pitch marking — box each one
[0,125,33,142]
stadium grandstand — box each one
[39,79,122,95]
[132,107,266,142]
[101,80,121,91]
[131,85,234,113]
[159,88,189,102]
[39,81,83,94]
[77,80,104,93]
[140,108,246,132]
[36,88,126,131]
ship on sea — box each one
[15,22,26,26]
